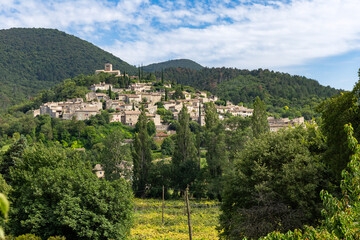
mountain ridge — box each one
[143,59,203,72]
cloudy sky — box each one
[1,0,360,90]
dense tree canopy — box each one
[7,143,134,240]
[261,124,360,240]
[220,125,329,239]
[318,80,360,181]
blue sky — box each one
[1,0,360,90]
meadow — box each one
[130,198,220,239]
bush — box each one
[15,234,41,240]
[47,237,66,240]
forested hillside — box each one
[143,59,203,72]
[157,67,340,119]
[0,28,137,109]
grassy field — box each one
[130,198,220,239]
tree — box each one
[171,105,198,192]
[204,102,228,199]
[108,85,112,99]
[165,88,169,101]
[223,116,252,162]
[132,107,153,197]
[219,125,328,239]
[146,120,156,136]
[0,192,9,238]
[161,137,174,156]
[0,136,27,182]
[161,69,164,85]
[262,124,360,239]
[317,81,360,181]
[9,144,134,240]
[251,96,269,138]
[101,129,132,181]
[172,86,184,99]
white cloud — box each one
[103,0,360,70]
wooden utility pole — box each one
[185,185,192,240]
[162,185,165,224]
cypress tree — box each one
[198,103,202,125]
[172,105,198,192]
[165,88,168,101]
[251,96,269,138]
[204,102,227,199]
[132,107,153,197]
[108,86,112,99]
[161,69,164,85]
[138,66,141,82]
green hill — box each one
[143,59,203,72]
[158,67,340,119]
[0,28,137,109]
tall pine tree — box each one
[132,107,153,197]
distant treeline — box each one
[156,67,340,119]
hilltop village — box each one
[34,64,304,132]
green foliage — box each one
[47,237,66,240]
[171,105,198,192]
[223,116,252,162]
[147,160,172,198]
[158,67,338,119]
[0,109,133,151]
[317,84,360,181]
[0,193,9,238]
[220,125,329,239]
[156,108,174,123]
[261,124,360,240]
[146,120,156,136]
[101,129,132,181]
[14,234,41,240]
[172,86,185,99]
[0,136,27,182]
[205,102,227,200]
[0,28,137,109]
[161,137,175,156]
[8,144,134,240]
[251,96,269,138]
[133,108,153,197]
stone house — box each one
[74,107,100,120]
[90,82,113,91]
[110,112,123,123]
[268,116,305,132]
[95,93,109,101]
[146,114,162,126]
[128,94,141,104]
[123,111,141,126]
